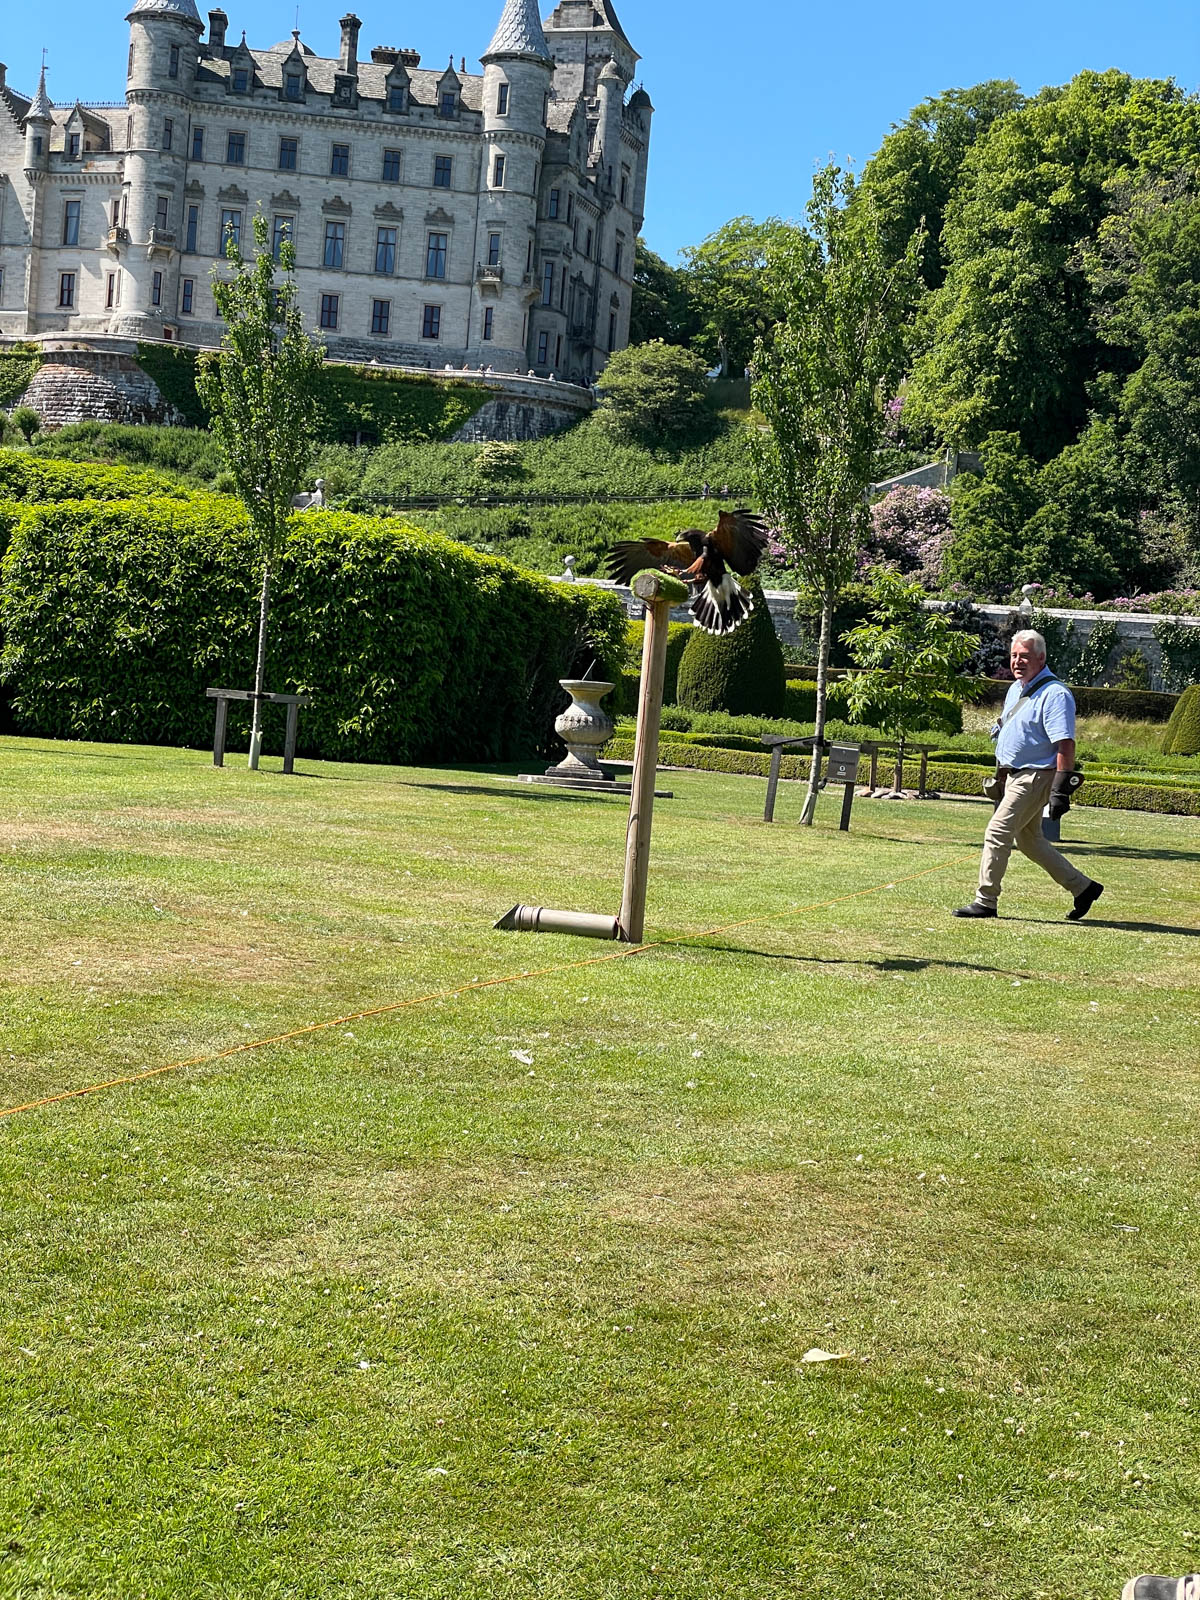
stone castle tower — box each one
[0,0,652,382]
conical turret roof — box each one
[26,64,52,121]
[126,0,203,29]
[483,0,551,64]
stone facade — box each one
[0,0,651,384]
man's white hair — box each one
[1011,629,1047,658]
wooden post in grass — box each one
[619,569,689,943]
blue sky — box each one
[4,0,1196,259]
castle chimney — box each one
[208,8,228,48]
[0,64,7,92]
[338,13,361,74]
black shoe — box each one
[952,902,997,919]
[1066,880,1104,922]
[1122,1578,1200,1600]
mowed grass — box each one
[1,737,1199,1600]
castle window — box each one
[330,143,349,176]
[219,208,241,250]
[375,227,397,274]
[439,90,457,118]
[112,198,122,229]
[491,154,505,188]
[59,271,76,309]
[421,304,440,339]
[425,232,447,279]
[163,118,173,151]
[388,84,407,113]
[555,334,562,365]
[232,67,249,92]
[323,221,345,269]
[191,126,205,161]
[487,233,501,267]
[433,155,452,188]
[320,293,339,330]
[496,82,509,116]
[105,272,117,308]
[548,188,559,219]
[482,305,494,341]
[608,311,616,351]
[526,238,533,271]
[381,148,401,182]
[585,226,592,258]
[33,135,43,157]
[567,194,574,223]
[181,278,194,315]
[272,215,293,261]
[68,133,81,160]
[155,195,170,233]
[560,266,566,308]
[278,137,298,170]
[285,72,303,101]
[152,270,163,307]
[62,201,81,247]
[128,41,135,76]
[225,130,246,165]
[614,240,623,277]
[371,298,390,335]
[620,166,629,205]
[185,204,199,253]
[541,261,554,305]
[536,330,549,365]
[169,45,180,78]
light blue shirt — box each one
[993,668,1076,769]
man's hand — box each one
[1049,770,1084,820]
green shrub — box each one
[0,449,194,503]
[973,676,1178,723]
[0,494,626,763]
[1161,684,1200,755]
[595,341,711,445]
[10,407,40,443]
[676,584,786,717]
[0,344,42,410]
[30,421,224,483]
[135,345,210,428]
[623,619,693,701]
[472,441,525,482]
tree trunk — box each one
[799,588,834,826]
[247,562,271,771]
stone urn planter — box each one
[546,678,615,780]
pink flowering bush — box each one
[862,486,952,588]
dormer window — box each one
[496,82,509,116]
[286,72,302,100]
[233,67,249,92]
[387,84,407,112]
[67,133,81,159]
[439,90,457,117]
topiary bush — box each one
[675,582,786,717]
[0,492,626,763]
[1161,684,1200,755]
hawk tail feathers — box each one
[690,574,754,636]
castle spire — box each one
[26,62,52,121]
[482,0,551,64]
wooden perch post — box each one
[619,570,689,943]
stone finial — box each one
[26,64,53,122]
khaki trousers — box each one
[978,767,1091,909]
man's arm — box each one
[1056,738,1076,772]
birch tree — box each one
[751,166,922,824]
[195,213,324,769]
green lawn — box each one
[2,737,1199,1600]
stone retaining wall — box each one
[16,338,184,429]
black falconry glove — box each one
[1048,770,1085,821]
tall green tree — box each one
[628,239,703,348]
[905,71,1198,460]
[861,80,1025,290]
[195,214,324,769]
[681,215,791,377]
[751,166,922,824]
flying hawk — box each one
[605,509,770,636]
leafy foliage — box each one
[1152,617,1200,691]
[680,216,793,376]
[595,341,711,445]
[629,239,704,348]
[863,486,953,585]
[0,494,626,762]
[1161,684,1200,755]
[675,582,786,718]
[0,345,43,410]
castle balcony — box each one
[475,263,503,294]
[105,225,130,252]
[147,227,176,258]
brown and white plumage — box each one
[604,509,770,636]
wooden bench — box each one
[206,687,312,774]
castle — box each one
[0,0,651,383]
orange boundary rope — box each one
[0,853,974,1123]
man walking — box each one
[953,629,1104,921]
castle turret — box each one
[473,0,554,366]
[23,63,52,171]
[594,55,626,190]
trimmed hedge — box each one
[0,495,625,763]
[603,740,1200,816]
[1162,685,1200,756]
[974,677,1178,722]
[0,451,193,503]
[676,584,786,717]
[619,620,694,712]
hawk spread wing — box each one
[603,509,770,636]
